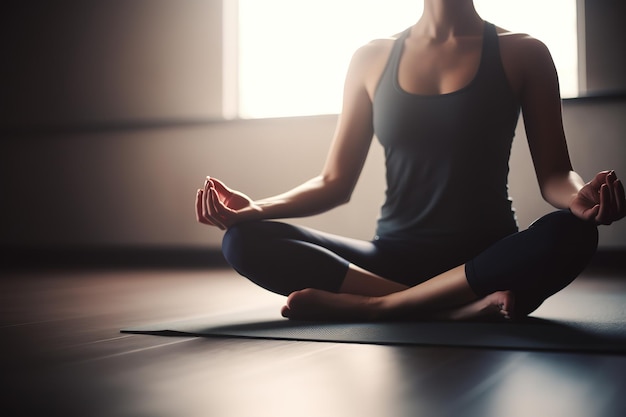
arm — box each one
[196,44,378,230]
[519,36,579,208]
[253,45,377,218]
[518,36,625,224]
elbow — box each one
[329,186,353,208]
[321,175,354,207]
[538,183,552,204]
[337,194,352,206]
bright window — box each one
[230,0,578,119]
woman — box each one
[196,0,625,321]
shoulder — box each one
[350,34,399,66]
[496,26,554,67]
[346,32,404,98]
[494,26,557,96]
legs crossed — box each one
[222,211,598,321]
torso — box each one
[370,21,522,242]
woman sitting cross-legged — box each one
[195,0,625,322]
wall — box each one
[583,0,626,94]
[0,0,223,127]
[2,101,626,249]
[1,0,625,251]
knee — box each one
[221,222,262,270]
[532,210,598,257]
[529,210,598,295]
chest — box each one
[367,33,524,100]
[398,37,483,95]
[372,33,521,150]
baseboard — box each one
[1,246,623,272]
[0,246,228,270]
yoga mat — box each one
[122,292,626,354]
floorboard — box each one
[1,265,625,417]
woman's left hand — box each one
[570,171,626,225]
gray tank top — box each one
[373,22,520,243]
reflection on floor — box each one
[1,263,625,417]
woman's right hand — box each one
[195,177,261,230]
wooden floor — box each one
[2,263,626,417]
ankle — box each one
[369,296,396,321]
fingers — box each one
[197,175,250,230]
[195,189,214,226]
[605,171,624,223]
[606,171,616,207]
[209,177,231,199]
[595,171,626,225]
[596,183,611,225]
[590,170,610,188]
[582,204,600,222]
[615,178,625,219]
[204,176,246,230]
[203,179,226,230]
[195,189,203,222]
[195,177,226,229]
[207,184,229,230]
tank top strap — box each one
[395,27,412,50]
[478,21,504,80]
[389,27,411,72]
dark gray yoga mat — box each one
[122,292,626,354]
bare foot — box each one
[281,288,516,322]
[281,288,379,321]
[436,291,516,321]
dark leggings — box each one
[222,210,598,315]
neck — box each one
[416,0,483,39]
